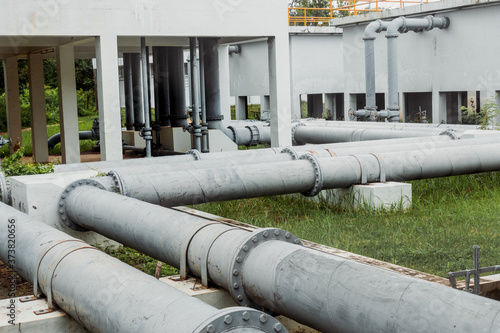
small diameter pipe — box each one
[60,188,500,333]
[190,37,202,151]
[140,38,152,157]
[198,38,209,153]
[0,203,282,333]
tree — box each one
[289,0,350,25]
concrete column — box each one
[399,91,405,123]
[218,44,232,127]
[432,89,446,124]
[56,45,80,164]
[95,35,123,162]
[268,36,292,147]
[345,93,356,121]
[325,93,335,120]
[235,96,247,120]
[28,53,49,162]
[3,57,22,154]
[261,95,270,121]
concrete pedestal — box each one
[312,182,412,210]
[121,130,146,148]
[207,129,237,152]
[157,126,192,153]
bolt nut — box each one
[242,311,250,321]
[274,323,283,332]
[237,295,243,301]
[263,231,268,238]
[285,232,291,238]
[236,256,242,263]
[207,324,215,333]
[242,245,249,252]
[259,314,268,323]
[224,315,232,325]
[233,269,239,276]
[274,229,280,236]
[294,239,301,245]
[252,236,258,243]
[233,283,239,289]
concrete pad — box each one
[208,129,237,152]
[159,126,192,153]
[122,130,146,148]
[0,297,87,332]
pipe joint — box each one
[280,147,299,160]
[245,125,260,146]
[58,179,107,232]
[439,129,459,140]
[299,153,324,197]
[187,149,202,160]
[229,228,302,309]
[363,20,389,39]
[139,127,153,140]
[291,123,307,145]
[107,170,127,196]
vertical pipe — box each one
[154,47,171,126]
[141,38,152,157]
[146,46,152,127]
[130,53,144,130]
[190,37,202,151]
[364,38,376,109]
[203,38,223,130]
[199,38,209,153]
[168,47,188,127]
[123,53,135,130]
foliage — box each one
[230,104,261,120]
[289,0,350,23]
[1,147,55,176]
[104,247,178,278]
[460,96,500,129]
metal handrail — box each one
[288,0,430,26]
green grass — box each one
[194,172,500,278]
[1,115,97,157]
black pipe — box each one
[153,47,171,126]
[123,53,135,130]
[131,53,144,130]
[167,47,188,128]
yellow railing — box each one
[288,0,429,26]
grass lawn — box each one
[194,172,500,278]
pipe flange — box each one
[229,228,302,310]
[348,108,357,121]
[107,170,127,195]
[58,179,106,232]
[299,153,324,197]
[226,126,236,142]
[187,149,202,160]
[0,172,11,205]
[207,115,224,121]
[245,125,260,146]
[439,129,458,140]
[291,123,306,145]
[280,147,299,160]
[194,307,288,333]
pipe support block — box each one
[228,228,302,309]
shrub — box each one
[1,147,55,176]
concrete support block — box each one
[320,182,412,210]
[207,129,237,152]
[122,130,146,148]
[28,53,49,163]
[3,57,22,154]
[159,126,192,153]
[9,171,119,247]
[96,34,123,161]
[56,45,80,164]
[268,36,292,147]
[0,298,87,333]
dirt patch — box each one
[0,260,32,300]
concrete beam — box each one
[95,34,123,161]
[56,45,80,164]
[268,36,292,147]
[28,53,49,163]
[3,57,22,154]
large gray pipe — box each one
[130,53,144,130]
[190,38,202,151]
[123,53,135,130]
[0,203,284,333]
[101,142,500,208]
[168,47,189,128]
[59,186,500,333]
[363,20,390,112]
[386,16,450,121]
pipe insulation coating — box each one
[0,202,285,333]
[58,187,500,333]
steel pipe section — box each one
[190,37,202,151]
[140,37,153,157]
[123,53,135,130]
[0,202,284,333]
[59,187,500,332]
[228,125,271,146]
[130,53,144,130]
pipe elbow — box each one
[429,15,450,30]
[386,17,406,38]
[363,20,389,40]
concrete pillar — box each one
[218,44,232,126]
[399,91,405,123]
[261,95,270,121]
[345,93,357,121]
[56,45,80,164]
[325,93,335,120]
[3,57,22,154]
[268,36,292,147]
[123,53,135,130]
[432,90,446,124]
[235,96,248,120]
[28,53,49,162]
[95,35,123,162]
